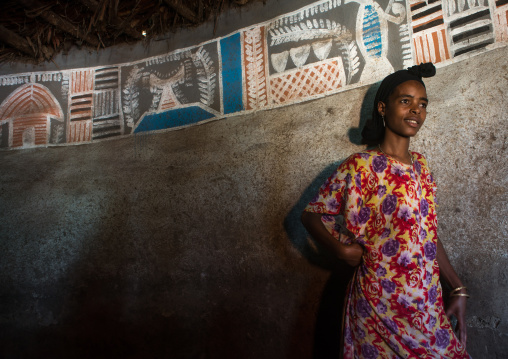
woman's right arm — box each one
[301,211,364,267]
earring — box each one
[382,115,385,128]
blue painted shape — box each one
[362,5,382,58]
[134,106,215,133]
[220,33,244,114]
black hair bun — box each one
[407,62,436,78]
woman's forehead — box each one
[391,80,427,98]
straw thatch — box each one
[0,0,261,64]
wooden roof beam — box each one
[0,25,53,60]
[163,0,199,24]
[77,0,143,40]
[19,0,100,47]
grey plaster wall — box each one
[0,46,507,358]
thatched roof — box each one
[0,0,261,64]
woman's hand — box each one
[341,242,364,267]
[301,212,364,267]
[446,294,468,348]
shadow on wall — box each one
[283,83,379,358]
[348,82,380,146]
[0,181,204,358]
[283,160,349,359]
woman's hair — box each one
[361,62,436,146]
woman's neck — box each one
[379,133,412,164]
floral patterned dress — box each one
[305,149,470,358]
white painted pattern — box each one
[290,45,312,67]
[192,47,216,107]
[269,18,346,46]
[244,27,268,110]
[312,40,333,60]
[271,51,290,73]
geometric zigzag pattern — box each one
[269,58,346,105]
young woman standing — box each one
[301,63,471,358]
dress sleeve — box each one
[304,154,367,242]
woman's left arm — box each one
[436,237,468,348]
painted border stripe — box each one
[412,5,442,20]
[413,18,444,32]
[411,2,428,12]
[454,39,495,56]
[453,26,492,42]
[134,106,216,133]
[450,9,491,28]
[220,33,244,115]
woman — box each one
[301,63,470,358]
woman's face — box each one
[378,80,428,139]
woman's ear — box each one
[377,101,386,117]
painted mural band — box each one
[0,0,506,150]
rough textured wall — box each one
[1,46,506,358]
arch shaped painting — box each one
[0,83,64,148]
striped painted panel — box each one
[494,3,508,42]
[92,114,122,140]
[413,24,451,63]
[362,4,383,58]
[0,84,61,119]
[68,120,92,143]
[443,0,494,57]
[411,0,445,33]
[71,70,94,94]
[69,94,93,122]
[93,90,119,117]
[12,115,47,147]
[94,67,119,90]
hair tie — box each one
[407,63,437,79]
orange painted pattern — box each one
[12,114,48,147]
[269,58,345,105]
[410,0,450,65]
[0,83,63,148]
[243,26,268,110]
[494,4,508,42]
[0,84,62,119]
[413,26,450,64]
[68,70,94,143]
[71,70,94,94]
[68,120,92,143]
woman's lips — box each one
[405,118,419,128]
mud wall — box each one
[0,0,507,151]
[1,45,507,358]
[1,0,507,358]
